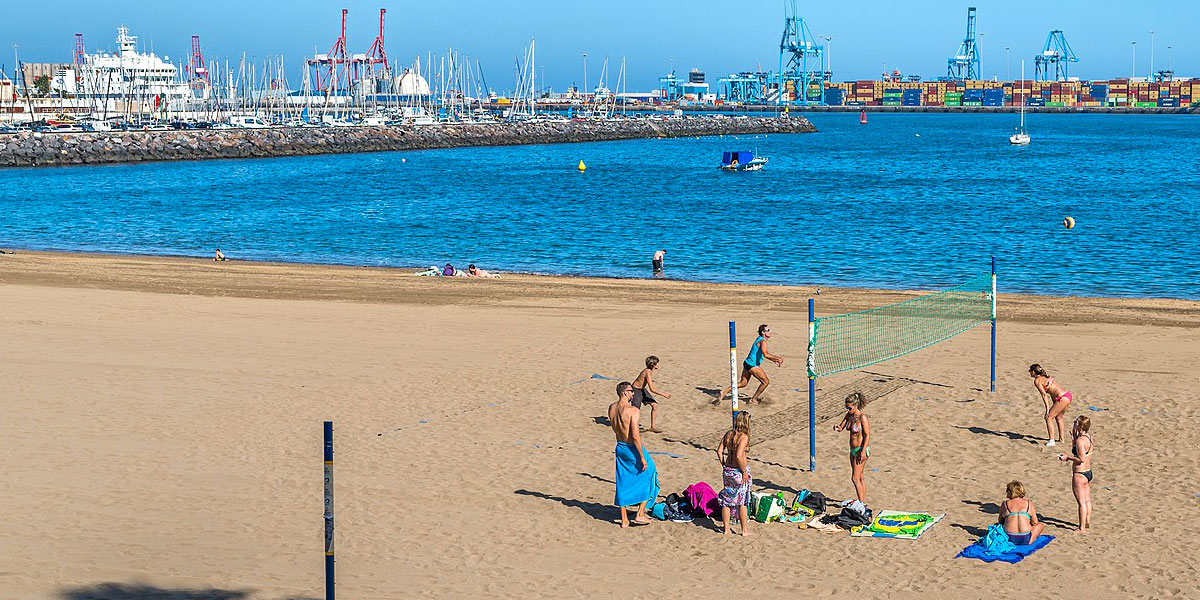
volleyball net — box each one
[808,273,995,379]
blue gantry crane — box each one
[775,0,825,105]
[1034,30,1079,81]
[946,7,981,81]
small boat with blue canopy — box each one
[719,150,768,172]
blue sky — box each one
[0,1,1192,91]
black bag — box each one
[801,491,828,514]
[834,506,873,529]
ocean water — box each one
[1,113,1198,299]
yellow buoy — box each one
[577,160,586,172]
[1063,216,1075,229]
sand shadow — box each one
[592,416,610,426]
[754,478,802,496]
[949,523,989,537]
[962,499,1001,515]
[578,472,615,485]
[695,387,722,399]
[58,582,256,600]
[954,425,1042,444]
[1037,515,1076,530]
[515,489,616,523]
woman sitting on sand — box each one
[1059,415,1094,532]
[716,411,752,536]
[1030,363,1072,447]
[998,480,1044,545]
[834,392,871,503]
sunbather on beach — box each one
[609,381,657,529]
[1030,363,1072,446]
[631,355,672,433]
[998,481,1044,545]
[466,264,498,278]
[715,324,784,405]
[716,411,752,536]
[834,392,871,503]
[1059,415,1093,532]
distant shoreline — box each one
[606,104,1199,115]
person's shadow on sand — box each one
[515,489,616,523]
[954,425,1043,445]
[58,582,270,600]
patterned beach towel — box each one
[850,510,945,539]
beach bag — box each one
[790,490,811,512]
[801,491,828,514]
[834,506,872,530]
[752,492,787,523]
[650,502,667,521]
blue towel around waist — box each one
[614,442,659,507]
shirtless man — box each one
[609,382,654,528]
[631,355,672,433]
[652,249,666,275]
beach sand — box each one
[1,251,1197,599]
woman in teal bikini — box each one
[834,392,871,502]
[998,480,1044,545]
[716,324,784,405]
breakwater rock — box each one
[0,116,815,168]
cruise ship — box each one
[52,26,203,118]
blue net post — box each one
[324,421,335,600]
[728,321,738,426]
[807,298,817,472]
[990,256,997,393]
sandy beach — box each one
[2,250,1197,600]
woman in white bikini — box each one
[1030,363,1073,447]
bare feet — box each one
[632,515,652,525]
[620,521,628,529]
[650,428,663,433]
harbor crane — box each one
[1034,30,1079,81]
[188,35,209,85]
[776,0,825,105]
[946,6,981,81]
[73,33,85,83]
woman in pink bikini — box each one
[1030,363,1072,447]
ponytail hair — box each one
[1029,363,1048,378]
[845,391,867,410]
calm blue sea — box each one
[2,113,1197,299]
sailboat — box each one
[1010,60,1030,145]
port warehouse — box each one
[809,79,1196,108]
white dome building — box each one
[393,69,431,96]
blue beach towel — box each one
[957,532,1055,563]
[614,442,659,507]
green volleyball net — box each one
[808,273,995,378]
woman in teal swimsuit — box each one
[998,480,1044,545]
[834,392,871,502]
[716,324,784,405]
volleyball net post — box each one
[990,256,997,393]
[807,298,817,472]
[728,321,739,426]
[323,421,335,600]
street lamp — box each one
[1149,30,1155,80]
[1131,41,1137,81]
[820,35,833,79]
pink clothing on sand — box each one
[685,481,720,517]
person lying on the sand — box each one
[631,355,671,433]
[716,411,752,536]
[998,480,1044,545]
[834,392,871,503]
[466,264,498,278]
[716,323,784,405]
[609,381,657,529]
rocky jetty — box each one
[0,116,815,168]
